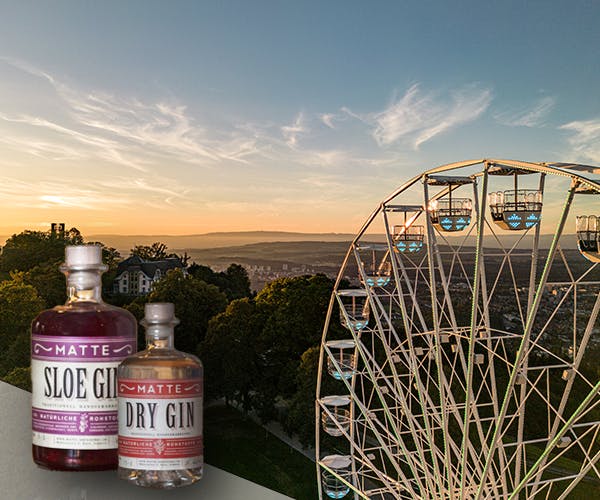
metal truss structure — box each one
[316,159,600,499]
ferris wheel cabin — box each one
[384,204,426,253]
[325,339,357,381]
[576,215,600,262]
[392,223,425,252]
[488,166,543,230]
[357,244,392,287]
[319,395,351,437]
[320,455,352,499]
[427,175,473,232]
[337,289,369,331]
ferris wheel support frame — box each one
[316,159,600,500]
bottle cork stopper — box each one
[64,245,103,267]
[144,302,176,323]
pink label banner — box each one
[31,335,135,361]
[32,408,117,436]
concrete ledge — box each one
[0,381,292,499]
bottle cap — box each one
[64,245,104,268]
[144,302,177,323]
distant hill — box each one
[0,230,580,258]
[85,231,357,255]
[0,231,357,255]
[185,240,352,269]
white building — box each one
[112,255,186,295]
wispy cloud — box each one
[0,177,133,211]
[344,83,492,149]
[495,96,556,127]
[320,113,336,129]
[0,133,86,161]
[281,112,308,148]
[0,171,196,217]
[560,118,600,162]
[0,58,262,171]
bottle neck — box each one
[145,325,175,349]
[64,269,104,303]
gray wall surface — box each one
[0,381,292,500]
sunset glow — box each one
[1,2,599,237]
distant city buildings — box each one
[112,255,186,295]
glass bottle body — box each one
[118,340,203,488]
[31,249,137,471]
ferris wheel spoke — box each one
[476,181,578,500]
[556,447,600,500]
[526,286,600,496]
[508,379,600,500]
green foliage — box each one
[93,244,122,294]
[0,276,45,376]
[22,259,65,307]
[130,242,178,261]
[124,296,149,347]
[284,346,320,447]
[188,263,251,301]
[255,274,334,401]
[0,228,83,279]
[203,273,336,426]
[223,264,252,300]
[201,298,265,409]
[2,366,31,391]
[148,269,227,352]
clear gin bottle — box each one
[117,302,203,488]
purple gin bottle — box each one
[31,245,137,470]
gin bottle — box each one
[118,302,203,488]
[31,245,137,470]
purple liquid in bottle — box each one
[31,246,136,471]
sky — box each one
[0,0,599,236]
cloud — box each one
[560,118,600,162]
[320,113,336,129]
[347,83,493,149]
[0,133,86,161]
[0,167,195,214]
[281,112,308,148]
[495,96,556,127]
[0,177,133,210]
[0,58,262,171]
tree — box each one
[188,263,252,301]
[15,242,122,308]
[223,264,252,300]
[130,242,178,261]
[147,269,227,352]
[0,227,83,278]
[252,274,338,419]
[124,296,150,347]
[22,259,65,307]
[200,298,264,411]
[96,244,122,293]
[284,346,320,446]
[0,275,45,376]
[187,263,216,284]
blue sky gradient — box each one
[1,1,599,234]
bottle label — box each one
[31,335,136,450]
[118,379,203,471]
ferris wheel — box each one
[315,159,600,499]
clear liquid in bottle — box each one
[118,302,203,488]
